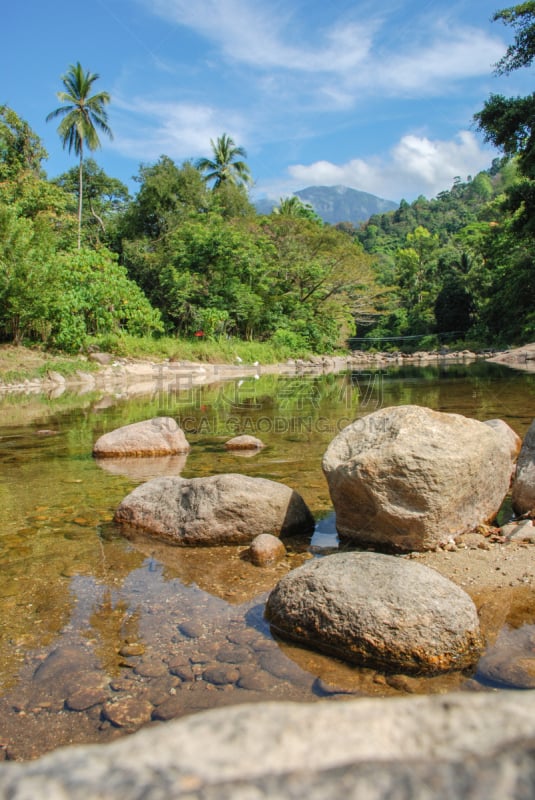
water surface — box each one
[1,361,534,760]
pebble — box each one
[102,697,154,730]
[179,621,205,639]
[215,645,250,664]
[202,665,240,686]
[65,686,109,712]
[133,660,169,678]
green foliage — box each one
[196,133,251,188]
[46,249,163,352]
[53,158,129,247]
[0,105,47,181]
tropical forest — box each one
[1,2,535,364]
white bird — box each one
[253,361,259,367]
[235,355,243,363]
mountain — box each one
[255,185,398,225]
[294,185,398,225]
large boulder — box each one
[265,551,483,675]
[93,417,190,458]
[114,473,314,545]
[322,405,517,551]
[512,419,535,516]
[4,693,535,798]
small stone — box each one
[246,534,287,567]
[151,695,185,721]
[225,435,265,451]
[102,697,154,729]
[134,659,169,678]
[65,686,109,712]
[203,665,240,686]
[119,643,145,657]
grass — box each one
[0,334,320,386]
[87,333,316,365]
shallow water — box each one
[0,360,534,760]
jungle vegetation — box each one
[1,6,534,358]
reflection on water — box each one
[0,361,534,759]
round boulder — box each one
[512,419,535,516]
[246,533,287,566]
[114,473,314,545]
[322,405,517,551]
[265,551,483,675]
[93,417,190,458]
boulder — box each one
[265,551,483,675]
[322,405,517,551]
[114,473,314,545]
[93,417,190,458]
[6,692,535,799]
[512,419,535,516]
[246,533,287,566]
[225,435,265,450]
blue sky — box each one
[3,0,532,203]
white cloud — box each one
[110,96,249,161]
[143,0,376,74]
[372,25,505,95]
[285,131,494,201]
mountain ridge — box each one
[255,185,398,225]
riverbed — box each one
[1,360,534,760]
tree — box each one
[196,133,251,189]
[46,62,113,249]
[273,195,322,223]
[0,105,47,181]
[53,159,129,247]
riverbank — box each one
[0,344,489,395]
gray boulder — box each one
[512,419,535,516]
[4,693,535,798]
[265,551,483,675]
[322,405,517,551]
[114,473,314,545]
[93,417,190,458]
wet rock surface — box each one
[266,551,483,674]
[114,473,315,545]
[322,405,518,551]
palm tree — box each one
[274,195,322,223]
[197,133,251,189]
[46,62,112,248]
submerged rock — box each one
[322,405,517,551]
[93,417,190,458]
[114,473,314,545]
[513,419,535,517]
[265,551,483,675]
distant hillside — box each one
[255,185,398,224]
[295,185,398,224]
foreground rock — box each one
[93,417,190,458]
[513,419,535,516]
[3,693,535,798]
[322,405,518,551]
[266,552,483,675]
[114,474,314,545]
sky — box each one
[2,0,533,204]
